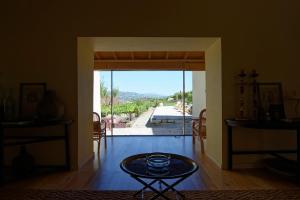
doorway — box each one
[95,70,204,136]
[78,37,222,168]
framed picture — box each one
[257,82,285,120]
[19,83,47,120]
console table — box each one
[0,119,73,183]
[225,119,300,170]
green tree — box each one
[112,87,119,98]
[100,80,108,98]
[185,91,192,104]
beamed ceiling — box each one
[94,51,205,71]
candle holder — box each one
[250,70,259,120]
[237,70,247,119]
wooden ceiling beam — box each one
[94,59,204,63]
[184,52,189,59]
[130,52,134,60]
[94,51,204,60]
[94,51,205,71]
[94,52,100,60]
[94,60,205,71]
[112,52,118,60]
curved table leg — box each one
[134,179,158,196]
[133,176,170,200]
[151,177,187,200]
[132,176,188,200]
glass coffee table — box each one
[120,152,198,200]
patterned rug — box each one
[1,189,300,200]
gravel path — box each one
[131,108,154,128]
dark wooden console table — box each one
[0,119,73,183]
[225,119,300,170]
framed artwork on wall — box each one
[257,82,285,120]
[19,83,47,120]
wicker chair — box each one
[192,109,206,153]
[93,112,107,154]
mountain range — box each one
[118,91,166,102]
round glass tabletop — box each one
[120,153,198,179]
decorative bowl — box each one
[146,153,170,173]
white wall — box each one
[93,71,101,115]
[205,39,222,167]
[192,71,206,117]
[77,37,94,168]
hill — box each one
[118,91,166,102]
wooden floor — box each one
[4,136,300,190]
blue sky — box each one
[100,71,192,96]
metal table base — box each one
[132,175,189,200]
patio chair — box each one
[192,108,206,153]
[93,112,107,154]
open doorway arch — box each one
[77,37,222,168]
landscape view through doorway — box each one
[96,71,201,136]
